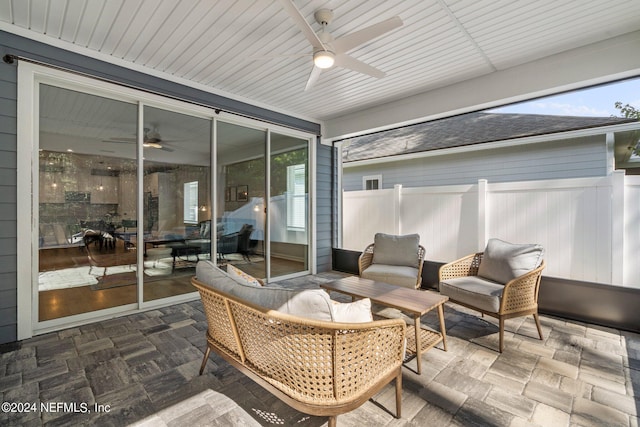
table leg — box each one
[438,304,447,351]
[414,315,422,374]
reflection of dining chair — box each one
[117,219,138,249]
[237,224,254,261]
[82,229,115,251]
[85,237,136,277]
[217,233,238,260]
[199,220,211,239]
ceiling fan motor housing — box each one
[315,31,335,53]
[314,9,334,25]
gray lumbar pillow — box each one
[477,238,544,284]
[372,233,420,268]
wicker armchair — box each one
[359,238,426,289]
[439,246,545,352]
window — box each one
[287,164,306,230]
[184,181,199,224]
[363,175,382,190]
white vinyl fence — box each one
[342,171,640,288]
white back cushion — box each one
[477,238,544,284]
[372,233,420,268]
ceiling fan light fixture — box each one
[313,50,335,69]
[143,142,163,149]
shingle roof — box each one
[341,112,634,163]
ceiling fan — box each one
[103,127,175,152]
[277,0,403,91]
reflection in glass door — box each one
[142,106,211,302]
[216,121,267,280]
[29,69,313,336]
[215,122,310,281]
[38,85,138,321]
[269,132,309,277]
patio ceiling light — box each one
[313,50,334,69]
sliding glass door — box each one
[142,106,211,302]
[215,123,311,281]
[25,63,313,335]
[38,85,138,321]
[216,121,267,279]
[36,86,215,320]
[269,132,309,277]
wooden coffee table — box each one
[321,276,448,374]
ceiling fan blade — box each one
[160,146,174,152]
[278,0,326,50]
[304,66,323,91]
[333,16,403,53]
[334,54,386,79]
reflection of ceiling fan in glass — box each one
[103,127,175,152]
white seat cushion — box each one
[439,276,504,313]
[361,264,419,289]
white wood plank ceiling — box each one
[2,0,640,122]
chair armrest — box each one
[415,245,426,289]
[438,252,483,281]
[499,260,545,315]
[358,243,375,275]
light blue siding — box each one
[316,142,335,272]
[0,52,17,343]
[343,136,607,191]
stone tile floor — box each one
[1,272,639,426]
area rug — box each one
[38,259,183,291]
[143,261,173,276]
[39,265,134,291]
[219,254,264,265]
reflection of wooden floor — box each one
[39,275,195,321]
[40,241,133,271]
[39,245,91,271]
[38,246,307,321]
[236,258,306,279]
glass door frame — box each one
[17,62,316,339]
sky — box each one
[488,76,640,118]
